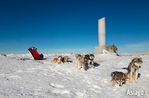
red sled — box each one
[28,47,44,60]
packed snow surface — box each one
[0,52,149,98]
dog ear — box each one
[139,58,142,61]
[58,56,62,58]
[133,57,138,61]
[139,58,142,62]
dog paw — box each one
[125,83,130,86]
[129,80,132,83]
[135,81,138,83]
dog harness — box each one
[111,71,118,76]
[84,55,93,60]
[84,55,89,60]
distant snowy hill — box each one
[0,53,6,57]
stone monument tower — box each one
[95,17,111,54]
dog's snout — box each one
[139,66,141,68]
[119,85,122,87]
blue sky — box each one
[0,0,149,54]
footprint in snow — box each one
[50,83,64,88]
[49,83,71,95]
[52,89,70,95]
[5,75,21,80]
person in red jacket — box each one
[28,47,44,60]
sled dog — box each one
[84,54,94,68]
[62,56,69,64]
[51,55,63,64]
[74,54,81,65]
[74,54,87,71]
[127,58,142,83]
[111,72,129,86]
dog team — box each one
[51,54,143,87]
[111,57,142,86]
[51,54,95,71]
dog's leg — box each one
[110,79,113,82]
[76,62,79,68]
[125,83,130,86]
[112,81,116,86]
[76,61,79,68]
[129,71,133,83]
[88,62,90,68]
[92,61,95,68]
[78,66,81,70]
[135,70,138,83]
[77,62,81,70]
[82,64,87,71]
[125,73,129,81]
[74,59,77,64]
[88,61,92,68]
[111,75,115,86]
[76,64,78,68]
[110,80,112,82]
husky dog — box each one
[62,56,69,64]
[74,54,87,71]
[111,72,129,86]
[74,54,81,65]
[84,54,94,68]
[51,55,63,64]
[127,58,142,83]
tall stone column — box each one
[95,17,110,54]
[98,17,106,48]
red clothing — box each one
[85,55,89,60]
[28,47,44,60]
[29,50,40,58]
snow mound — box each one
[102,49,116,55]
[0,53,6,57]
[6,53,32,59]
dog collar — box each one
[134,68,136,72]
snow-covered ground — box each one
[0,52,149,98]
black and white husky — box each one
[84,54,94,68]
